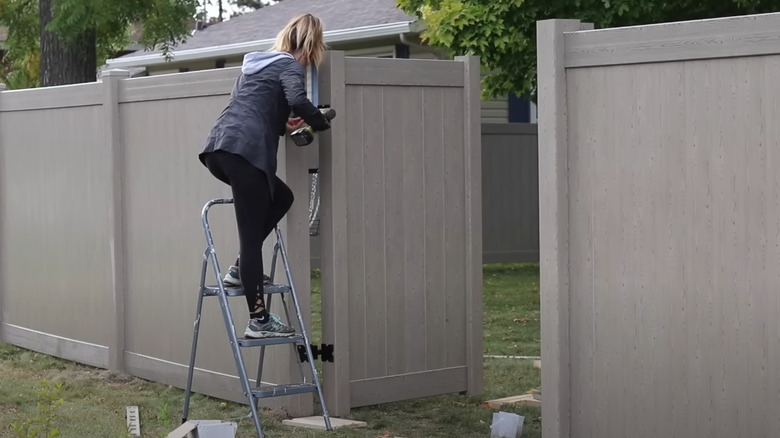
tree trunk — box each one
[39,0,97,87]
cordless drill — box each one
[290,106,337,146]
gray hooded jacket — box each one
[199,51,330,191]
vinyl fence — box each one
[538,13,780,438]
[481,123,538,263]
[0,69,314,415]
[0,52,483,418]
[311,122,540,267]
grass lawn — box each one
[0,263,541,438]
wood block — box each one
[166,421,197,438]
[167,420,237,438]
[482,394,541,410]
[282,416,368,431]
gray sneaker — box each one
[223,265,272,288]
[244,314,295,338]
[223,265,241,287]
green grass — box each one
[0,263,541,438]
[482,263,541,357]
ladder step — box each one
[237,335,304,347]
[203,283,291,297]
[252,383,317,399]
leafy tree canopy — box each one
[0,0,197,88]
[397,0,780,101]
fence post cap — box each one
[102,69,131,78]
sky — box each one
[203,0,279,21]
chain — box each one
[308,172,320,230]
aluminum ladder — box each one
[182,198,331,438]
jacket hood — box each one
[241,51,294,75]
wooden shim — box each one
[482,394,542,410]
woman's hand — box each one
[286,117,305,134]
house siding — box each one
[481,97,509,124]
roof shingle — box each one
[122,0,416,58]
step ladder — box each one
[182,198,332,438]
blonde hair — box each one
[271,13,327,67]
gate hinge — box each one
[297,344,334,363]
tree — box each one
[397,0,780,101]
[0,0,198,88]
[0,0,40,89]
[207,0,279,23]
[234,0,266,8]
[39,0,95,87]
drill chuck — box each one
[290,107,337,147]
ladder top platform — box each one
[202,283,292,296]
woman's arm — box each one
[279,61,331,132]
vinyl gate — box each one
[317,53,483,415]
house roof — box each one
[118,0,416,60]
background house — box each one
[104,0,536,123]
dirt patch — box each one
[265,406,292,422]
[0,405,19,414]
[46,369,144,386]
[92,370,144,385]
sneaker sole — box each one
[244,330,295,339]
[224,278,272,287]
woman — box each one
[199,13,331,338]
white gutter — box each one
[105,21,416,69]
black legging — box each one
[203,150,294,321]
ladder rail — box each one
[188,198,265,436]
[257,242,307,386]
[182,256,209,423]
[200,198,233,249]
[184,198,332,437]
[274,227,332,429]
[207,250,264,435]
[256,239,280,387]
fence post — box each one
[0,82,5,344]
[102,69,130,374]
[537,19,583,438]
[281,108,315,418]
[318,51,351,416]
[456,55,484,396]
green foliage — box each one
[233,0,268,9]
[155,398,172,428]
[0,0,198,89]
[10,380,65,438]
[397,0,780,101]
[0,0,40,89]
